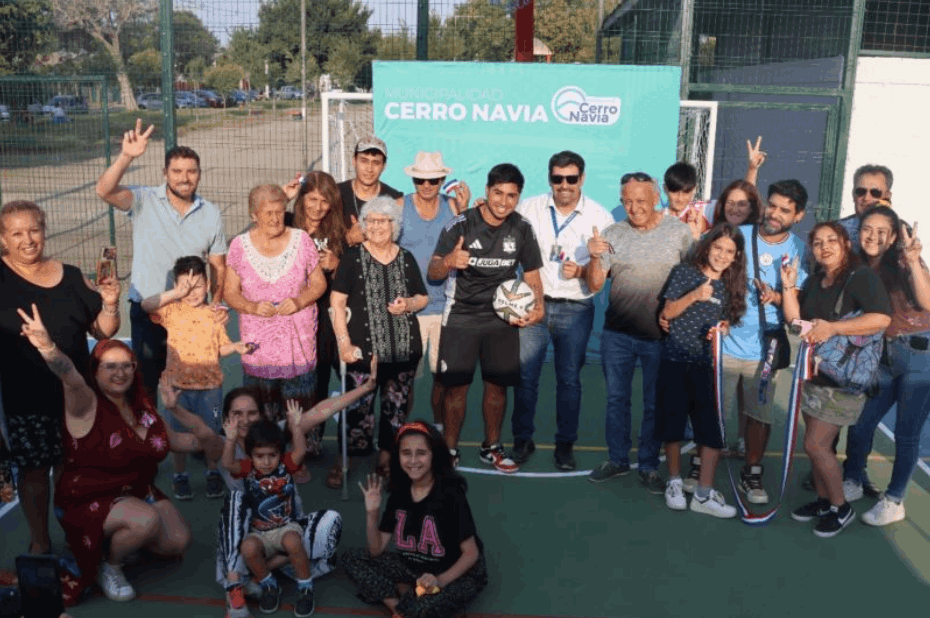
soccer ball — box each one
[492,279,536,323]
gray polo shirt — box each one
[126,184,227,302]
[599,216,693,339]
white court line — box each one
[877,421,930,480]
[0,497,19,519]
[458,442,696,478]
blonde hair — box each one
[247,185,288,217]
[1,201,46,256]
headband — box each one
[395,421,432,443]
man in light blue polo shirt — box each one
[96,119,227,406]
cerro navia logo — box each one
[551,86,621,126]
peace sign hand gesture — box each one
[121,118,155,160]
[902,222,922,265]
[17,303,54,352]
[746,135,767,171]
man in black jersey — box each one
[336,135,403,246]
[428,163,544,473]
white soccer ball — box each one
[492,279,536,323]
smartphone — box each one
[15,555,63,618]
[96,246,117,282]
[790,319,814,337]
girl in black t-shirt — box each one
[343,421,487,618]
[657,223,747,518]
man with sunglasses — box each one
[586,172,693,493]
[838,164,893,246]
[509,151,613,470]
[396,151,471,432]
[336,135,403,246]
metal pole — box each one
[679,0,695,100]
[159,0,177,151]
[301,0,308,170]
[416,0,429,60]
[102,76,116,246]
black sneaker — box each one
[259,584,280,614]
[173,473,193,501]
[738,465,769,504]
[791,497,831,522]
[639,470,665,495]
[205,471,225,499]
[294,586,315,617]
[511,438,536,464]
[554,442,575,471]
[814,503,856,538]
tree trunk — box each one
[116,69,138,111]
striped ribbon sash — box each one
[711,327,813,526]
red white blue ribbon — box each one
[711,327,813,526]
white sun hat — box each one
[404,151,452,179]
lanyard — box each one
[549,201,581,239]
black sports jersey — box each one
[433,207,543,316]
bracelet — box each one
[336,334,349,343]
[102,304,119,316]
[37,342,57,355]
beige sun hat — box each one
[404,151,452,179]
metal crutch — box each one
[329,306,352,501]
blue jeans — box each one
[130,300,167,400]
[845,333,930,500]
[512,298,594,444]
[601,329,662,472]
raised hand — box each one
[683,207,705,240]
[902,222,922,264]
[387,296,408,315]
[694,277,714,302]
[121,118,155,160]
[346,215,365,246]
[363,355,378,390]
[450,180,471,214]
[754,278,778,305]
[561,260,583,279]
[444,236,471,271]
[318,248,338,273]
[746,135,767,171]
[282,172,303,201]
[587,226,611,260]
[173,269,194,299]
[285,399,303,433]
[358,472,384,513]
[97,276,121,307]
[158,373,179,409]
[223,416,240,441]
[780,255,799,290]
[17,303,54,351]
[276,298,300,316]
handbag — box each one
[751,226,790,370]
[813,271,884,394]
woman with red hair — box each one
[17,305,222,606]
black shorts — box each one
[436,313,519,387]
[654,358,724,449]
[6,411,64,470]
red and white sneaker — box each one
[226,585,252,618]
[479,443,520,473]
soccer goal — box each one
[322,92,718,198]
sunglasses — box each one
[550,174,580,185]
[854,187,883,199]
[621,172,653,185]
[413,177,442,186]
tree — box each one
[535,0,614,63]
[254,0,377,78]
[185,56,207,89]
[204,63,244,108]
[284,52,321,89]
[127,48,160,92]
[173,11,218,75]
[323,39,366,90]
[227,28,279,94]
[376,25,416,61]
[444,0,514,61]
[0,0,54,75]
[49,0,156,111]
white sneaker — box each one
[690,489,737,519]
[665,479,687,511]
[97,562,135,601]
[862,494,906,526]
[843,479,864,502]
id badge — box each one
[549,243,564,262]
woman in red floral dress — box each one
[18,303,223,606]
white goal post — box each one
[322,92,718,200]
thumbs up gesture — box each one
[694,277,714,302]
[444,235,471,270]
[587,226,611,259]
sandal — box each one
[325,463,344,490]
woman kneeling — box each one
[344,422,487,618]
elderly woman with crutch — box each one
[327,196,428,490]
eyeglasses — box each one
[725,200,750,209]
[100,362,134,373]
[366,217,393,227]
[854,187,883,199]
[413,178,442,186]
[550,174,580,185]
[621,172,653,185]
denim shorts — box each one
[168,387,224,434]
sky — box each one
[179,0,464,46]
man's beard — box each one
[762,218,790,236]
[168,183,195,200]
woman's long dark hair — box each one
[388,420,466,495]
[688,223,747,325]
[89,339,155,419]
[808,221,860,286]
[860,206,917,309]
[293,170,347,258]
[711,180,764,226]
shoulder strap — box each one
[751,225,769,330]
[831,269,858,320]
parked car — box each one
[44,95,89,115]
[276,85,303,100]
[176,91,208,108]
[137,93,163,110]
[194,89,223,108]
[0,105,10,122]
[231,89,257,105]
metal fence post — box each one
[160,0,177,151]
[417,0,429,60]
[102,75,116,246]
